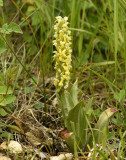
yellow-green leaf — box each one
[1,22,23,34]
[0,86,13,94]
[0,108,7,116]
[0,0,3,6]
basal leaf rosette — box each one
[53,16,72,92]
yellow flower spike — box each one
[59,80,63,87]
[59,56,63,62]
[54,79,59,86]
[53,16,72,92]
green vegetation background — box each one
[0,0,126,159]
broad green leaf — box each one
[1,24,11,34]
[67,100,88,148]
[70,80,78,106]
[85,97,94,116]
[94,108,117,143]
[67,100,85,123]
[1,22,23,34]
[0,95,7,106]
[0,108,7,116]
[0,132,14,139]
[0,0,3,6]
[0,95,16,106]
[5,95,16,104]
[58,91,74,123]
[96,108,117,130]
[0,36,6,54]
[0,86,13,94]
[9,22,23,34]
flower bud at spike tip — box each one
[53,16,72,92]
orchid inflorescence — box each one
[53,16,72,92]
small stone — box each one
[0,141,7,150]
[0,153,11,160]
[50,153,73,160]
[8,140,23,154]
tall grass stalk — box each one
[70,0,76,29]
[114,0,118,85]
[78,4,85,56]
[122,20,126,90]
